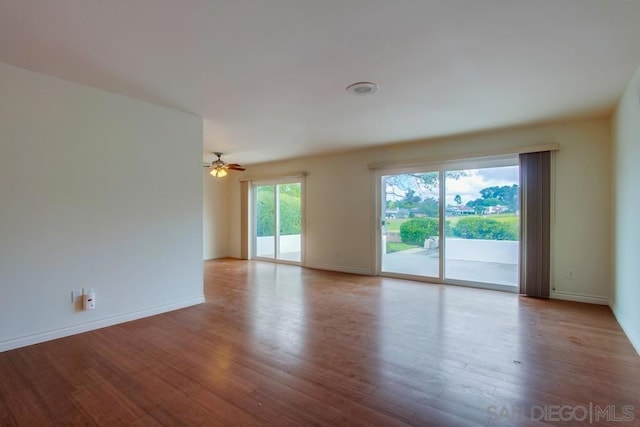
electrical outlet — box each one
[568,269,576,279]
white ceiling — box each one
[1,1,639,165]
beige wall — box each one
[228,117,612,303]
[612,64,640,353]
[0,62,204,351]
[203,171,230,260]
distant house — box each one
[446,205,475,216]
[385,208,410,219]
[485,205,508,214]
[385,208,409,219]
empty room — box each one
[1,1,639,425]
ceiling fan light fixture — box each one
[204,152,244,177]
[346,81,379,96]
[210,167,228,178]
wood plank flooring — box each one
[1,258,639,426]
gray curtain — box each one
[519,151,551,297]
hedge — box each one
[256,188,301,236]
[451,217,518,241]
[399,218,439,245]
[399,216,518,244]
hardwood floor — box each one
[1,259,639,426]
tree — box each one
[256,184,301,236]
[454,194,462,206]
[467,184,519,212]
[278,183,302,235]
[384,171,467,202]
[417,197,439,217]
[279,182,301,198]
[256,186,275,236]
[465,198,485,214]
[396,189,421,209]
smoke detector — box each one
[346,82,379,96]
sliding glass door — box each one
[444,166,519,288]
[253,180,303,264]
[379,160,519,290]
[381,171,441,280]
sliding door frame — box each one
[251,176,305,266]
[374,155,520,292]
[375,166,444,283]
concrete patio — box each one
[257,235,519,287]
[382,238,518,287]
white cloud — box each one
[445,166,518,205]
[384,166,518,205]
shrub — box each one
[400,218,439,245]
[444,220,453,237]
[278,193,301,235]
[451,217,518,241]
[256,188,301,236]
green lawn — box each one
[386,242,419,253]
[445,213,518,225]
[385,218,408,232]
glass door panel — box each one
[255,184,276,259]
[253,180,303,264]
[277,183,302,262]
[444,166,519,287]
[381,172,441,279]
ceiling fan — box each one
[203,152,246,177]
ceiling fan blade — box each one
[227,165,246,171]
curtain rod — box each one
[368,143,559,170]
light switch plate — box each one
[71,289,82,303]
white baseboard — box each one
[551,291,608,305]
[0,295,205,353]
[304,262,373,276]
[609,301,640,356]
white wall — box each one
[0,62,204,351]
[612,65,640,353]
[203,171,230,259]
[229,118,611,303]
